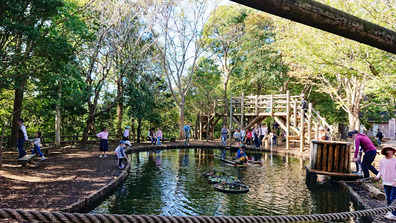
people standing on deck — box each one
[233,129,241,147]
[240,127,246,145]
[156,127,162,146]
[374,146,396,220]
[246,129,252,145]
[148,128,155,145]
[220,125,228,146]
[31,132,45,160]
[183,123,191,145]
[376,129,384,146]
[253,124,261,149]
[123,126,130,141]
[16,118,28,158]
[348,130,379,179]
[260,123,268,148]
[97,127,109,158]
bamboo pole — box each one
[286,90,290,150]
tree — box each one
[273,0,396,130]
[157,0,211,139]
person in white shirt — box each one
[123,126,130,141]
[260,123,268,148]
[240,127,246,145]
[16,118,28,158]
[31,132,45,160]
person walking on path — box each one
[30,132,45,160]
[260,123,268,148]
[97,127,109,158]
[240,127,246,145]
[16,118,28,158]
[115,141,126,169]
[148,128,155,145]
[220,125,228,146]
[156,127,162,146]
[376,129,384,146]
[374,146,396,220]
[183,124,191,145]
[253,124,261,149]
[348,130,379,179]
[123,126,130,141]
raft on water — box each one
[208,175,241,184]
[214,182,249,194]
[203,170,230,178]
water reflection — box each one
[91,149,353,220]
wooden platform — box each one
[17,154,35,167]
[306,166,363,179]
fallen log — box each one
[363,183,386,201]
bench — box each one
[17,154,35,167]
[40,146,56,155]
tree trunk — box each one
[179,97,185,139]
[222,71,229,126]
[116,100,123,135]
[348,110,360,131]
[11,78,25,148]
[81,109,95,147]
[131,118,135,141]
[137,118,142,143]
[55,82,62,147]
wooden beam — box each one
[286,90,290,150]
[308,103,312,144]
[300,109,305,152]
[230,0,396,54]
[241,92,245,128]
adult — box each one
[16,118,28,158]
[253,124,261,149]
[301,97,308,114]
[376,129,384,146]
[260,123,268,148]
[220,125,228,146]
[148,128,155,145]
[183,123,191,145]
[348,130,379,179]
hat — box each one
[18,118,24,123]
[381,146,395,155]
[119,141,125,145]
[347,130,359,137]
[241,145,246,149]
[126,126,130,129]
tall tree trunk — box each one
[137,118,141,143]
[131,118,135,141]
[179,96,185,139]
[55,81,62,147]
[116,101,123,135]
[222,71,229,126]
[81,108,95,147]
[11,78,26,148]
[348,110,360,132]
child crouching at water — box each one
[115,141,126,169]
[375,146,396,221]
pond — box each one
[91,148,355,221]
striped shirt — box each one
[354,133,376,158]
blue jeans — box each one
[17,138,26,158]
[384,185,396,215]
[150,137,155,144]
[254,137,260,148]
[220,136,226,146]
[377,138,381,145]
[240,137,245,144]
[361,150,378,178]
[32,145,44,157]
[157,137,162,145]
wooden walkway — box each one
[196,91,333,151]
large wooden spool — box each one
[310,140,352,173]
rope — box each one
[1,204,396,223]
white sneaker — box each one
[385,212,393,218]
[385,213,396,220]
[41,157,46,161]
[103,155,107,158]
[99,155,102,158]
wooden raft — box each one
[310,140,352,174]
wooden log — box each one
[327,144,334,172]
[363,183,386,201]
[334,144,340,172]
[230,0,396,54]
[321,143,328,171]
[317,143,323,170]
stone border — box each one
[341,182,377,222]
[60,159,131,213]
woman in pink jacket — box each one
[156,127,162,146]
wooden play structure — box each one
[196,91,333,151]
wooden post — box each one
[207,115,210,141]
[315,123,319,139]
[213,100,217,115]
[286,90,290,150]
[255,95,258,115]
[229,94,233,146]
[241,92,244,129]
[270,94,274,117]
[293,100,297,127]
[199,112,202,140]
[308,103,312,144]
[300,107,305,152]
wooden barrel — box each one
[310,140,352,173]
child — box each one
[220,125,228,146]
[246,130,252,145]
[148,128,155,145]
[272,134,278,146]
[318,127,327,140]
[97,127,109,158]
[233,129,241,147]
[115,141,126,169]
[353,146,363,175]
[375,146,396,220]
[123,126,130,141]
[156,127,162,146]
[240,127,246,145]
[30,132,45,160]
[236,145,248,164]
